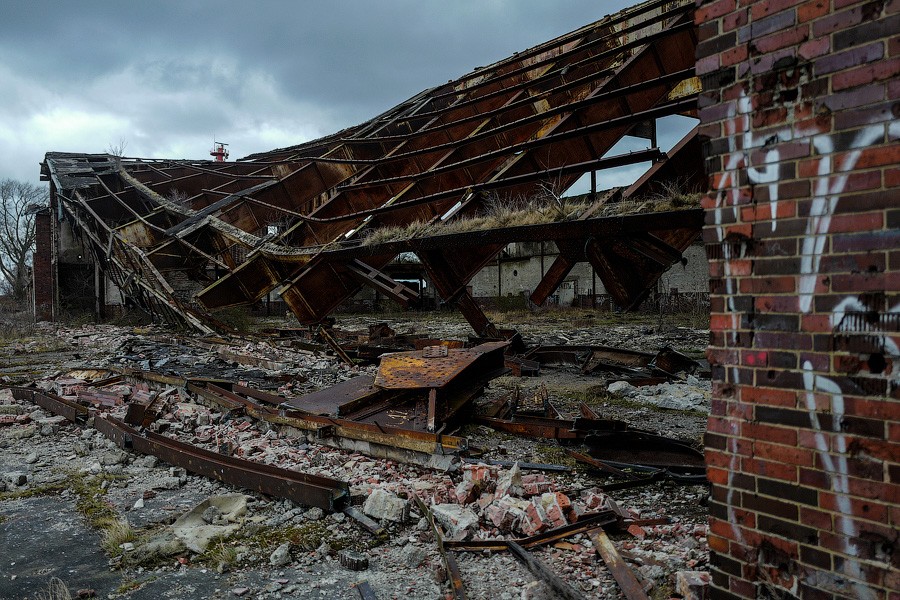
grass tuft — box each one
[32,577,72,600]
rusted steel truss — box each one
[41,0,700,333]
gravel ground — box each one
[0,311,711,599]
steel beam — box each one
[95,416,350,511]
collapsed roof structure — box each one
[40,0,703,335]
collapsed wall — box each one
[698,0,898,597]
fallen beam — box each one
[590,528,650,600]
[7,388,88,424]
[94,416,350,511]
[444,509,618,552]
[507,541,586,600]
[413,495,467,600]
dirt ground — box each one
[0,307,711,600]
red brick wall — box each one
[33,210,53,321]
[697,0,898,597]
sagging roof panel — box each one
[42,0,702,334]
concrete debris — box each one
[171,494,249,552]
[362,488,409,523]
[431,504,480,540]
[607,377,711,412]
[676,570,711,599]
[269,542,292,567]
[0,317,710,598]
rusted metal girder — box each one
[4,385,351,511]
[474,413,629,441]
[443,509,619,552]
[529,126,703,308]
[109,369,470,463]
[7,387,88,423]
[95,416,350,510]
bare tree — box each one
[0,179,47,305]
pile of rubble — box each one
[0,318,712,598]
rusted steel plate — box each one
[95,416,349,511]
[281,375,377,415]
[585,430,705,469]
[375,341,508,389]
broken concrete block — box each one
[172,493,249,553]
[269,541,292,567]
[304,507,324,521]
[362,488,409,522]
[675,570,710,600]
[495,462,523,498]
[4,472,27,486]
[431,504,479,540]
[453,480,480,504]
[401,545,427,568]
[201,505,222,524]
[608,380,638,397]
[99,450,127,466]
[153,476,183,490]
[485,496,528,532]
[6,424,36,440]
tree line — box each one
[0,178,47,308]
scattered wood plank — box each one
[590,528,649,600]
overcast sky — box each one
[1,1,691,191]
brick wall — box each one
[697,0,898,597]
[32,210,53,321]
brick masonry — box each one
[697,0,898,597]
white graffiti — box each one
[712,89,898,599]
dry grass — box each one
[32,577,72,600]
[360,180,701,245]
[361,194,589,246]
[597,179,702,217]
[100,519,136,555]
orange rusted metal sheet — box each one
[375,341,509,389]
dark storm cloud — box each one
[0,0,643,183]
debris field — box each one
[0,313,712,599]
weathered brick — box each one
[699,0,897,595]
[833,14,900,51]
[697,0,739,22]
[751,10,797,38]
[815,43,885,76]
[832,57,900,91]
